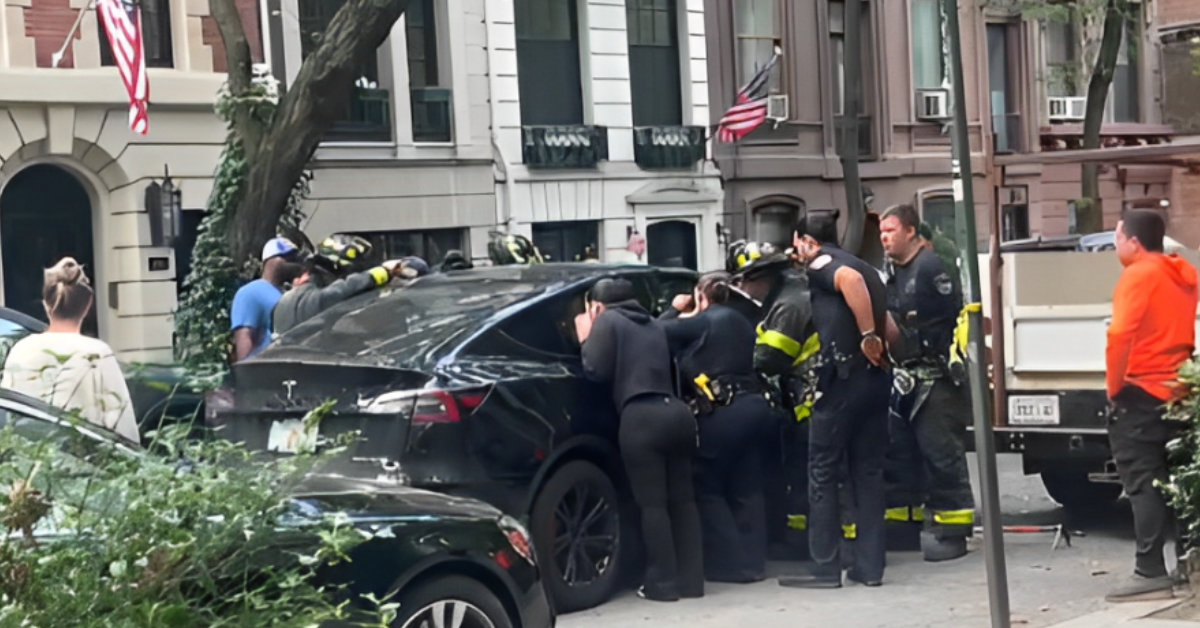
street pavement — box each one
[560,453,1145,628]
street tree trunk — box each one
[839,0,866,255]
[208,0,413,264]
[1078,0,1125,234]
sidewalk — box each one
[1045,597,1195,627]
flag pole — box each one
[50,0,98,68]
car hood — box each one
[287,473,502,523]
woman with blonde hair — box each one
[1,258,138,443]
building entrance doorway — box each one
[0,165,98,337]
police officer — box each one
[779,208,890,589]
[663,271,776,582]
[272,235,420,335]
[879,204,975,562]
[725,240,818,556]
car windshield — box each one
[267,273,570,370]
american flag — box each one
[96,0,149,134]
[715,50,781,143]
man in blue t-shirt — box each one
[230,236,303,362]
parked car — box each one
[0,306,206,439]
[207,263,699,612]
[0,387,554,628]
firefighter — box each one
[779,208,890,589]
[272,235,419,336]
[878,204,975,562]
[725,240,818,557]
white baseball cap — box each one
[262,236,299,261]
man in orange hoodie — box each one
[1105,209,1198,603]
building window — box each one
[752,200,804,248]
[830,0,874,158]
[300,0,391,142]
[734,0,778,88]
[1043,17,1077,98]
[533,221,600,262]
[986,23,1021,154]
[99,0,173,68]
[910,0,944,90]
[515,0,585,126]
[920,194,956,245]
[348,229,466,268]
[407,0,454,142]
[626,0,683,127]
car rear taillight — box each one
[411,389,487,425]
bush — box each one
[0,409,388,627]
[1165,358,1200,547]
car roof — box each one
[0,306,47,332]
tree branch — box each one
[228,0,414,264]
[208,0,261,163]
[1078,0,1125,233]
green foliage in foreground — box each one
[1166,359,1200,547]
[0,412,391,627]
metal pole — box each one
[941,0,1011,627]
[50,0,97,68]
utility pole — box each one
[941,0,1012,626]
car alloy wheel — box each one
[530,460,622,612]
[553,480,617,587]
[400,599,498,628]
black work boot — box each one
[778,562,842,589]
[920,530,968,562]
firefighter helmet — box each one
[313,234,373,274]
[726,240,790,277]
[488,231,544,266]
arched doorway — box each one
[647,220,698,270]
[0,165,98,337]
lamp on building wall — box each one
[146,165,183,247]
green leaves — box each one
[0,416,378,628]
[1165,358,1200,546]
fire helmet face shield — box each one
[488,231,544,266]
[313,234,373,275]
[726,240,789,278]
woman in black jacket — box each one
[662,271,776,582]
[575,278,703,602]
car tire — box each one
[530,460,623,613]
[392,575,514,628]
[1041,471,1123,509]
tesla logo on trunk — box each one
[282,380,297,401]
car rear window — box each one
[266,275,560,369]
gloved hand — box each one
[948,303,981,384]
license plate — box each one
[1008,395,1061,426]
[267,419,317,454]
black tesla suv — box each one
[207,263,699,612]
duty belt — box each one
[688,373,764,415]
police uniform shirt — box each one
[806,245,888,377]
[885,247,961,365]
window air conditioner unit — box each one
[915,89,950,120]
[1048,96,1087,122]
[766,94,789,122]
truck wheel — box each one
[1041,472,1122,509]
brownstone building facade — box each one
[705,0,1200,251]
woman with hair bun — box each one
[1,258,138,443]
[663,270,776,583]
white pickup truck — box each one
[978,234,1200,509]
